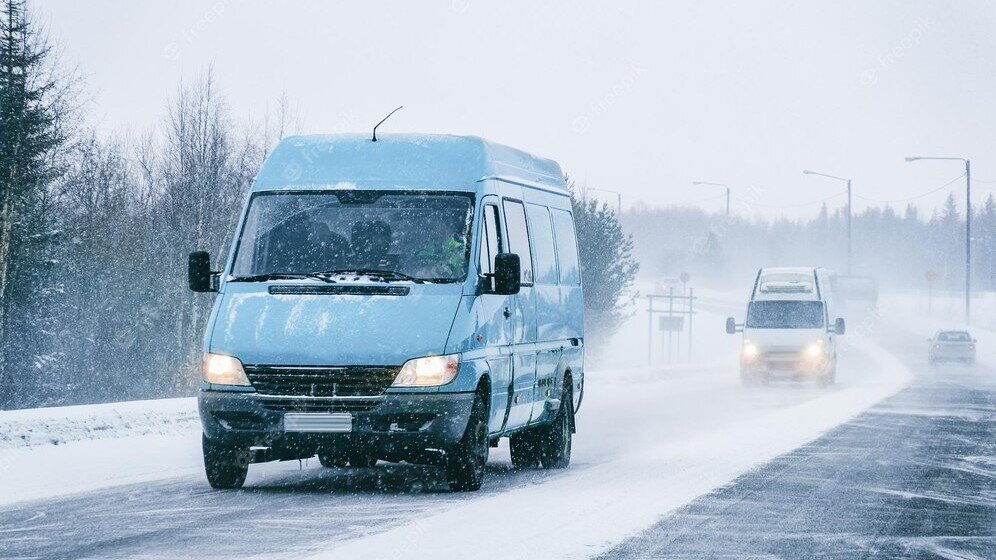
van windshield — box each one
[230,190,474,282]
[746,300,825,329]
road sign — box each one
[925,270,938,283]
[659,316,684,332]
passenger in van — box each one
[350,220,394,268]
[264,213,350,273]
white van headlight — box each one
[742,341,760,359]
[804,340,825,358]
[392,354,460,387]
[202,353,251,386]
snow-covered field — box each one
[0,301,917,559]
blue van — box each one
[188,134,584,491]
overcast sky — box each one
[34,1,996,218]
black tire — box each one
[318,450,349,468]
[347,450,377,468]
[509,429,540,470]
[202,434,249,489]
[446,392,489,491]
[538,388,572,470]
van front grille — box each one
[259,398,382,414]
[243,365,400,397]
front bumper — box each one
[198,389,475,460]
[742,355,830,378]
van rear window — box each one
[231,190,473,282]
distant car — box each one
[928,331,976,364]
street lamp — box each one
[803,170,852,275]
[691,181,730,217]
[586,187,623,215]
[906,156,972,325]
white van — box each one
[725,267,845,386]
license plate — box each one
[283,413,352,433]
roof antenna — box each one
[372,106,403,142]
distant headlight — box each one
[392,354,460,387]
[202,353,251,386]
[804,340,825,358]
[742,341,760,359]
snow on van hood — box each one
[208,283,463,366]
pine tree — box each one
[570,183,638,360]
[0,0,67,406]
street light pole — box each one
[965,160,971,326]
[847,178,852,277]
[802,170,852,275]
[587,187,622,215]
[905,156,972,325]
[691,181,730,218]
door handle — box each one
[503,306,511,319]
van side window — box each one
[478,204,501,279]
[525,203,558,284]
[502,200,533,284]
[552,210,581,285]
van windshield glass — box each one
[230,191,474,282]
[746,301,825,329]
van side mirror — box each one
[493,253,521,295]
[834,317,846,335]
[725,317,737,334]
[188,251,216,292]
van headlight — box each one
[392,354,460,387]
[742,341,760,359]
[202,353,251,386]
[804,340,825,359]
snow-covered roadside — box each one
[0,398,201,506]
[306,337,912,560]
[0,397,198,449]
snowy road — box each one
[0,327,913,560]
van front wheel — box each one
[202,434,249,489]
[446,393,489,491]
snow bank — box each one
[0,398,201,506]
[0,397,198,449]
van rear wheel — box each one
[318,450,349,468]
[347,450,377,468]
[509,429,540,469]
[446,392,489,491]
[538,389,572,469]
[202,434,249,489]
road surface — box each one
[601,328,996,559]
[0,325,932,559]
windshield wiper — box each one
[229,273,337,283]
[316,268,424,283]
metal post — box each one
[725,187,731,218]
[647,295,653,365]
[928,283,933,317]
[688,288,694,362]
[965,159,972,326]
[847,179,852,275]
[667,288,674,364]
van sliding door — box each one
[501,198,536,430]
